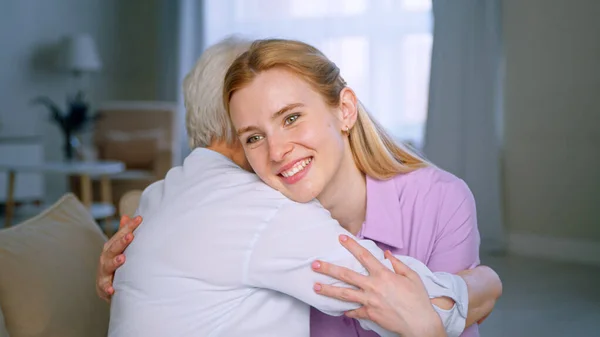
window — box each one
[203,0,433,147]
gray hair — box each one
[184,35,251,148]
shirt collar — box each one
[360,175,405,250]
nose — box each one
[267,134,293,163]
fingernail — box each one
[313,284,322,292]
[340,235,348,242]
[124,233,132,241]
[312,261,321,269]
[134,216,142,222]
[116,255,124,263]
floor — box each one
[3,210,600,336]
[479,253,600,337]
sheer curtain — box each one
[202,0,434,147]
[424,0,506,253]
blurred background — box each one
[0,0,599,336]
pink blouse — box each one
[310,166,481,337]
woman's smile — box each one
[278,156,313,184]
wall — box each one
[0,0,162,202]
[503,0,600,261]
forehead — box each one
[229,69,319,118]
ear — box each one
[338,87,358,129]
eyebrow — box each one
[271,102,304,120]
[236,103,304,136]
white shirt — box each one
[108,148,468,337]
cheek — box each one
[292,119,341,149]
[242,149,258,170]
[244,148,273,180]
[312,122,345,153]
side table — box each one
[1,160,125,231]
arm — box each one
[313,247,499,334]
[244,200,467,337]
[427,178,501,328]
[458,266,502,326]
[313,235,466,337]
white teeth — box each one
[281,158,312,178]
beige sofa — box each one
[0,194,110,336]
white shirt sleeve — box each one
[244,200,468,337]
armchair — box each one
[70,101,179,210]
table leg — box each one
[100,174,114,236]
[80,174,92,208]
[4,170,16,228]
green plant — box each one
[32,91,102,159]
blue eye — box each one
[284,114,300,126]
[246,135,263,144]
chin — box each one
[280,189,318,204]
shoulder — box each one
[387,166,477,228]
[272,198,331,221]
[407,167,477,235]
[390,166,473,203]
[364,166,475,223]
[137,151,293,215]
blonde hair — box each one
[183,35,251,148]
[224,39,429,180]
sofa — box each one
[0,194,110,336]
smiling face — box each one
[229,68,357,203]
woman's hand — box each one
[312,235,446,337]
[96,215,142,302]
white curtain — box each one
[168,0,435,159]
[155,0,206,162]
[202,0,434,148]
[424,0,506,253]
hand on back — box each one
[96,215,142,302]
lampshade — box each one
[60,34,102,73]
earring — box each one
[343,126,350,133]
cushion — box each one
[0,194,109,337]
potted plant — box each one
[32,91,102,161]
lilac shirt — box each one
[310,166,481,337]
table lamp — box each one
[60,33,102,77]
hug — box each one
[98,36,502,337]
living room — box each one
[1,1,599,336]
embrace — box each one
[96,37,502,337]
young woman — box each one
[223,38,499,337]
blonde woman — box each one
[223,39,499,337]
